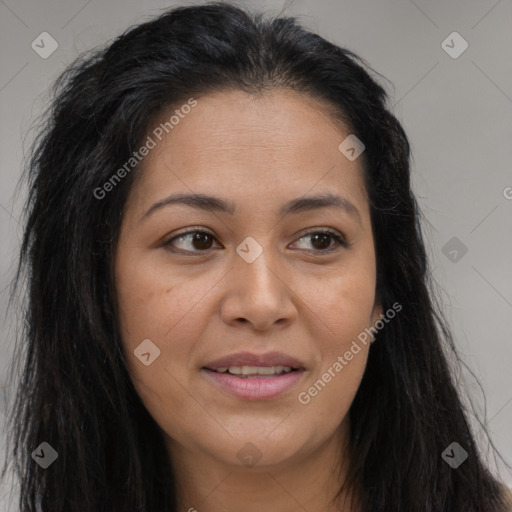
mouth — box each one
[203,365,302,378]
[201,364,306,400]
[201,351,307,400]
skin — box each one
[114,89,383,512]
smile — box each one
[213,365,294,376]
[202,367,305,400]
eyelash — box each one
[163,227,349,255]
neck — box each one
[165,419,361,512]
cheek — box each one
[308,281,373,386]
[292,260,376,421]
[115,250,202,346]
[298,258,377,345]
[115,262,208,440]
[114,250,208,396]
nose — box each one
[220,249,297,331]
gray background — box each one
[1,0,511,509]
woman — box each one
[2,2,510,511]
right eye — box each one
[163,229,221,254]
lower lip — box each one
[202,369,305,400]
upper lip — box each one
[203,351,306,371]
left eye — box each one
[164,229,348,254]
[292,229,348,252]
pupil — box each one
[192,233,212,250]
[311,233,331,250]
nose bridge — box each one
[223,238,296,328]
[234,240,282,296]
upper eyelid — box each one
[166,227,217,243]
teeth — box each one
[214,365,293,376]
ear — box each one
[370,299,383,327]
[369,300,383,344]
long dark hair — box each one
[2,2,509,511]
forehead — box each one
[131,89,369,216]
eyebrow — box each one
[142,192,361,223]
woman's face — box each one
[114,89,382,471]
